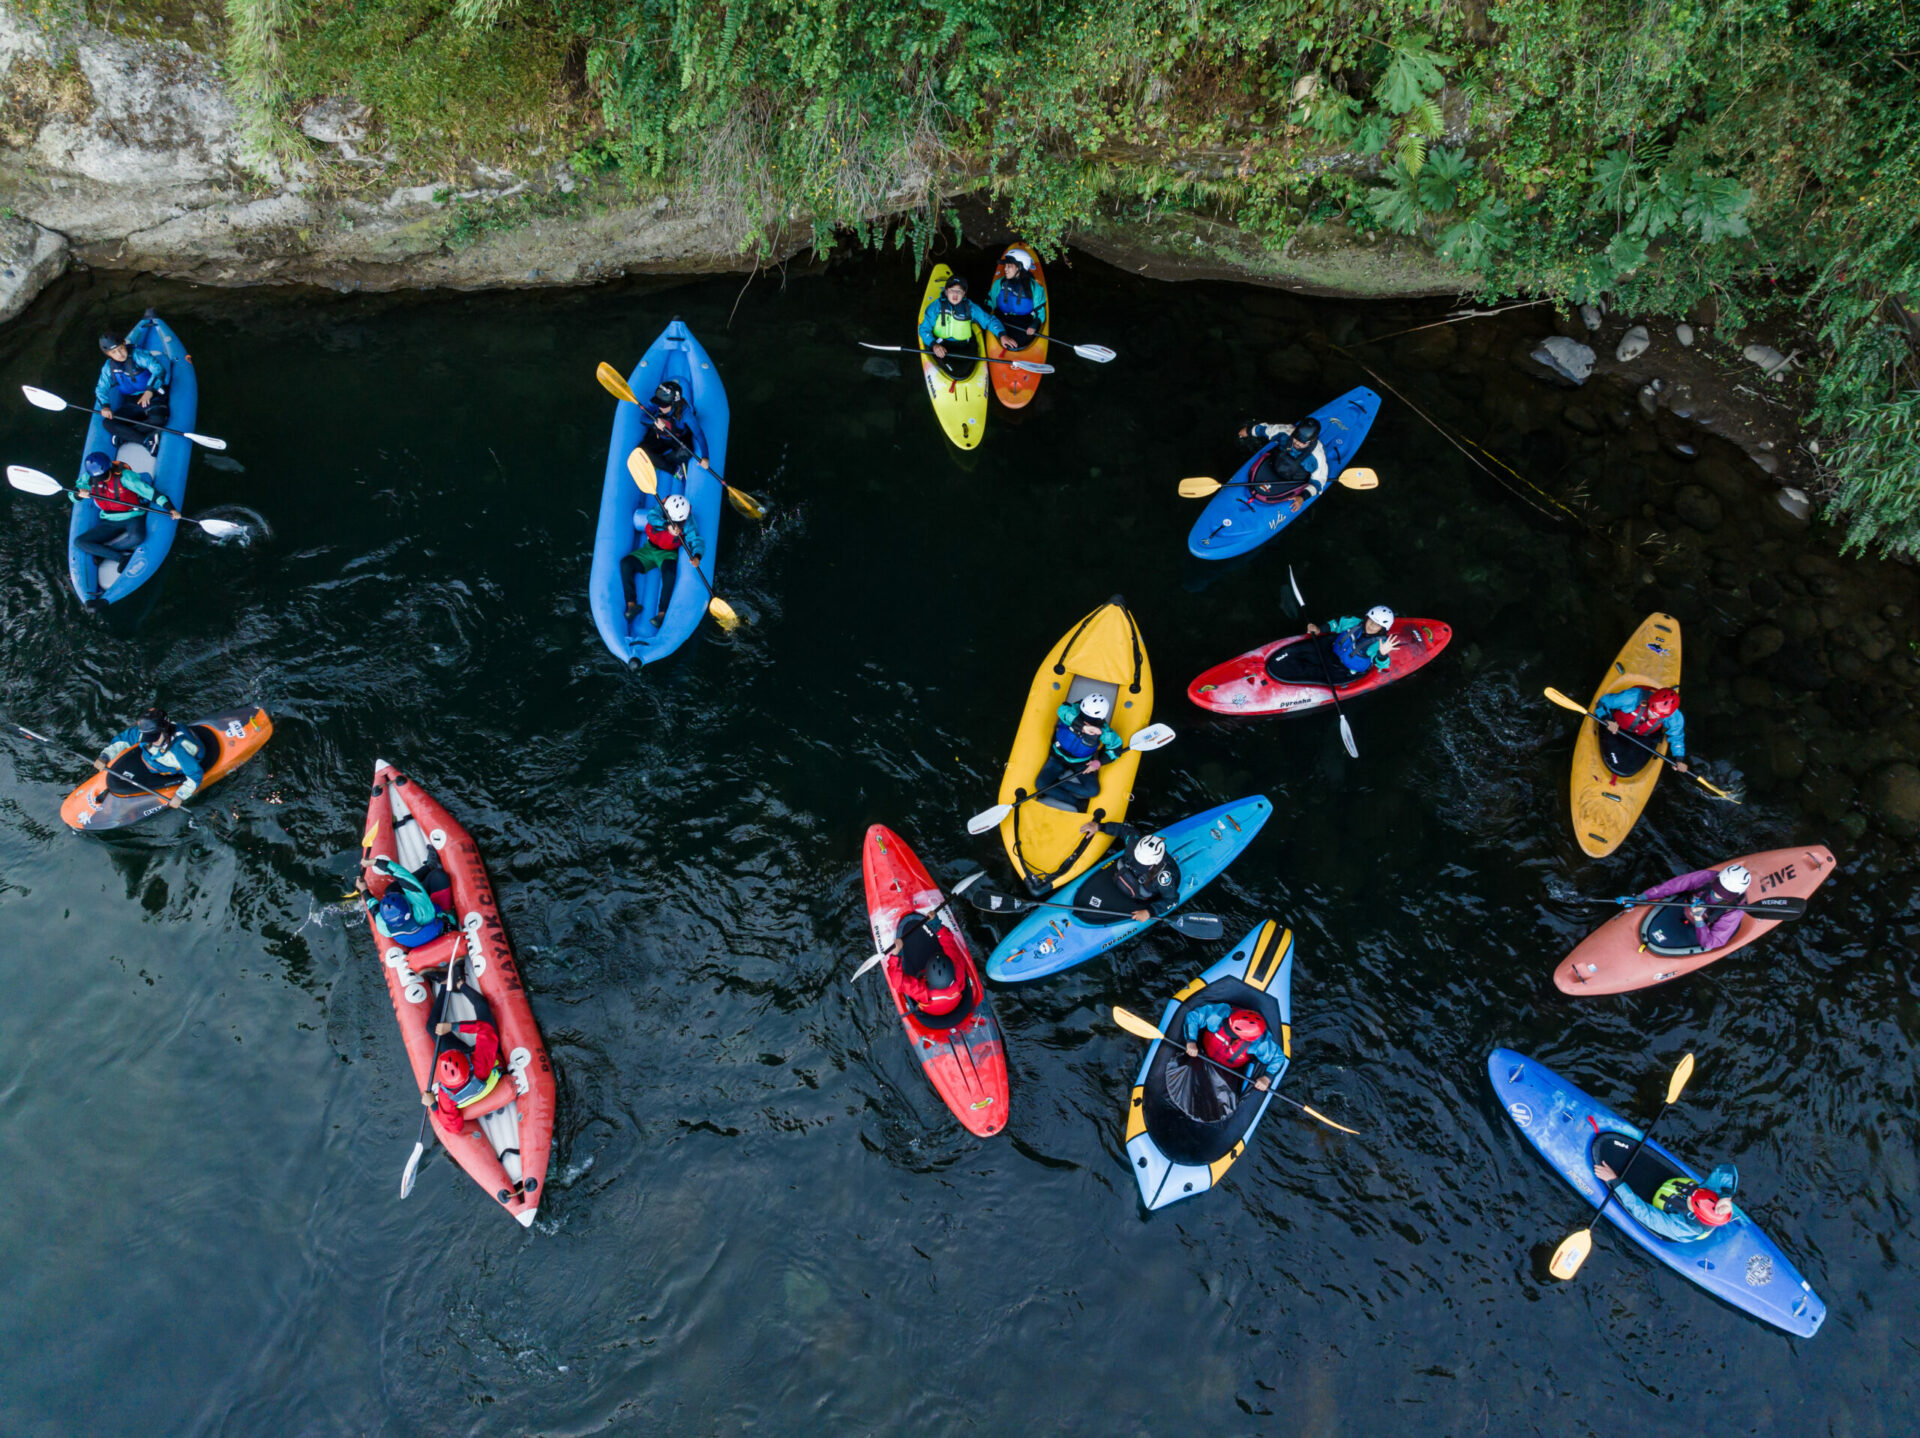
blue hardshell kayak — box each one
[68,315,198,607]
[1126,919,1294,1209]
[590,319,730,666]
[985,796,1272,983]
[1489,1048,1825,1337]
[1187,386,1380,560]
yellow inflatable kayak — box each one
[998,597,1154,892]
[919,265,988,450]
[1570,612,1682,857]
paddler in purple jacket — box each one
[1634,862,1752,952]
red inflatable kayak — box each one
[1555,844,1837,996]
[360,759,556,1225]
[861,824,1009,1137]
[1187,619,1452,715]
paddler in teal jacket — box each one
[1308,606,1402,676]
[95,706,203,806]
[1592,1157,1739,1242]
[986,251,1046,350]
[918,274,1005,368]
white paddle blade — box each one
[950,870,988,897]
[399,1140,426,1199]
[857,341,902,352]
[1071,344,1117,363]
[195,518,247,538]
[966,802,1014,836]
[20,385,68,413]
[848,952,889,983]
[183,431,228,451]
[6,464,64,496]
[1012,360,1055,374]
[1338,715,1359,759]
[1128,722,1176,752]
[15,726,53,744]
[1289,565,1304,607]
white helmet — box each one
[1366,605,1396,629]
[1718,863,1752,894]
[1132,834,1166,867]
[1078,693,1112,721]
[1005,247,1034,271]
[663,493,692,523]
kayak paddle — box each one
[1281,564,1303,621]
[401,950,469,1199]
[964,880,1224,940]
[1548,1052,1695,1280]
[965,723,1176,835]
[1585,894,1808,919]
[624,449,743,632]
[1110,1005,1360,1135]
[1288,572,1359,759]
[7,464,248,539]
[595,362,767,522]
[1542,687,1740,802]
[20,384,229,450]
[857,341,1054,375]
[4,720,207,823]
[1178,467,1378,499]
[1049,339,1117,363]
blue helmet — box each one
[83,451,113,478]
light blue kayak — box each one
[67,315,198,606]
[985,796,1272,983]
[1187,386,1379,560]
[589,319,730,666]
[1490,1049,1825,1337]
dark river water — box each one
[0,248,1912,1436]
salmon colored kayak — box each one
[1555,844,1837,995]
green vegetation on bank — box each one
[221,0,1918,553]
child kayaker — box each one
[883,912,967,1019]
[917,274,1006,374]
[1593,685,1689,777]
[1034,693,1123,807]
[622,491,703,625]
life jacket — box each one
[1201,1022,1261,1070]
[375,865,450,950]
[643,521,684,552]
[1619,692,1678,737]
[106,355,157,400]
[446,1059,502,1110]
[994,271,1037,317]
[1051,711,1106,763]
[1653,1176,1730,1226]
[640,415,694,462]
[1330,625,1380,673]
[931,297,976,343]
[1114,856,1171,903]
[91,462,146,516]
[1250,443,1314,498]
[898,914,967,1015]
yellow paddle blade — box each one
[361,821,379,849]
[725,484,767,522]
[1542,686,1589,715]
[1337,467,1379,490]
[1666,1051,1696,1105]
[596,361,639,406]
[1548,1227,1594,1280]
[1177,477,1222,499]
[1110,1005,1168,1043]
[1300,1103,1361,1136]
[706,596,742,631]
[1691,772,1739,802]
[627,447,658,494]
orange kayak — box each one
[984,245,1049,409]
[61,706,272,831]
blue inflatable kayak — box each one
[1187,386,1380,560]
[985,796,1272,983]
[1490,1049,1825,1337]
[589,319,730,667]
[1126,919,1294,1209]
[68,315,198,607]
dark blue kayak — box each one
[1187,386,1380,560]
[67,315,198,607]
[589,319,730,666]
[1490,1049,1825,1337]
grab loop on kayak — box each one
[508,1046,533,1095]
[430,828,447,848]
[385,948,428,1004]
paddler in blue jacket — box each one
[1592,685,1689,777]
[635,379,709,480]
[1306,606,1402,678]
[1592,1156,1738,1242]
[94,706,203,807]
[986,251,1045,350]
[1183,1005,1283,1093]
[1034,693,1123,806]
[918,274,1005,372]
[94,327,171,452]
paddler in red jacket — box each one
[428,983,505,1134]
[621,491,704,625]
[883,912,967,1017]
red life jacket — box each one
[1202,1026,1257,1069]
[916,925,969,1014]
[1619,692,1678,736]
[644,522,683,552]
[92,462,145,515]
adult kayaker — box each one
[1034,693,1124,807]
[357,857,455,951]
[883,911,968,1018]
[1235,416,1328,510]
[1182,1005,1282,1094]
[1636,863,1752,953]
[1264,606,1401,685]
[94,327,171,452]
[1072,822,1182,924]
[635,379,709,479]
[94,706,203,807]
[1592,684,1688,777]
[1592,1156,1739,1242]
[622,491,704,625]
[986,251,1046,351]
[917,274,1005,375]
[71,451,179,610]
[428,980,505,1135]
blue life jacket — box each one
[376,886,447,949]
[1050,709,1107,763]
[1330,628,1376,674]
[994,273,1038,317]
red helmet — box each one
[1689,1187,1733,1227]
[1227,1008,1268,1041]
[1646,687,1681,719]
[436,1050,470,1089]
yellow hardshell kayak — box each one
[919,264,989,451]
[998,597,1154,892]
[1570,612,1682,857]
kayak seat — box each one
[1588,1129,1687,1212]
[1598,725,1657,778]
[115,440,158,475]
[1639,904,1712,957]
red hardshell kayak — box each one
[361,760,556,1225]
[861,824,1009,1137]
[1187,619,1452,716]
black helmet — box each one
[136,706,174,748]
[922,951,957,992]
[651,380,683,409]
[943,273,968,296]
[99,332,127,354]
[1293,417,1322,444]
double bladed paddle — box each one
[1178,467,1378,499]
[1548,1052,1695,1279]
[1109,1006,1360,1135]
[964,723,1176,835]
[1542,687,1739,802]
[7,464,248,539]
[624,448,743,632]
[20,384,229,450]
[963,878,1224,940]
[595,361,767,522]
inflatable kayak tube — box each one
[1188,619,1452,716]
[589,318,730,667]
[1126,919,1293,1209]
[919,265,989,450]
[862,824,1010,1137]
[1557,845,1836,995]
[998,596,1154,894]
[61,706,272,831]
[987,795,1272,983]
[984,245,1048,410]
[361,760,556,1227]
[1490,1049,1825,1336]
[68,314,198,608]
[1187,387,1380,561]
[1570,613,1681,857]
